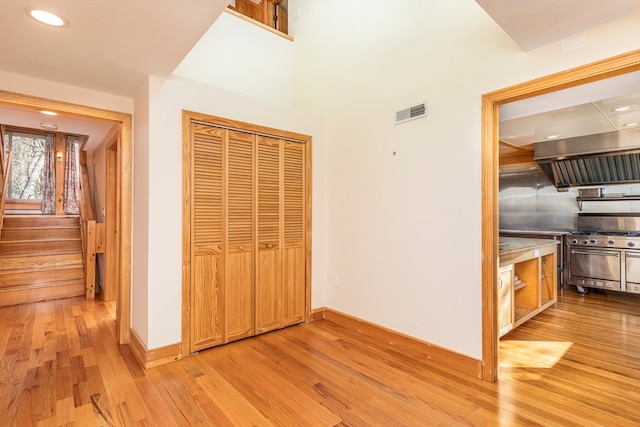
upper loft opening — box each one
[228,0,289,35]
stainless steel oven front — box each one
[569,247,621,291]
[568,232,640,294]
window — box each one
[4,130,47,200]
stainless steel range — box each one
[568,214,640,294]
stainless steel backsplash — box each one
[499,169,640,231]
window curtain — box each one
[64,136,80,215]
[41,133,56,214]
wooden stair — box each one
[0,215,84,306]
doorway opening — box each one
[0,90,132,345]
[480,50,640,382]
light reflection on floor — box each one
[499,340,573,368]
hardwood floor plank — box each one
[0,290,638,426]
[188,357,276,426]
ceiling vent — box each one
[395,101,427,125]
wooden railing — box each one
[228,0,289,34]
[78,150,104,299]
[0,124,10,240]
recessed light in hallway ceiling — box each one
[27,8,67,27]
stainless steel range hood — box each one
[534,129,640,188]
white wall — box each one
[134,75,326,349]
[288,0,640,359]
[172,11,294,106]
[0,70,133,114]
[133,85,151,345]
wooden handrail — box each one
[0,152,11,239]
[0,124,10,239]
[78,150,103,299]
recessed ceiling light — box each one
[40,110,58,116]
[623,122,639,127]
[28,9,67,27]
[612,105,637,112]
[545,134,562,139]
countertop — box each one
[500,229,571,237]
[499,237,561,256]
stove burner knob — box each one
[608,240,615,245]
[571,239,578,245]
[590,239,597,245]
[629,242,636,248]
[582,240,589,245]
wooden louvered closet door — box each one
[256,136,282,333]
[188,118,309,354]
[226,130,255,342]
[191,124,224,351]
[282,141,306,326]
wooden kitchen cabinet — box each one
[499,238,559,335]
[498,265,514,336]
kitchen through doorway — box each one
[480,50,640,383]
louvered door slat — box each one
[193,124,223,247]
[284,142,305,244]
[228,131,254,245]
[258,137,281,243]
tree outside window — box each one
[4,131,46,200]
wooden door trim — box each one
[0,90,132,345]
[182,110,312,355]
[104,137,120,302]
[480,50,640,382]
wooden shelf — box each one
[499,239,558,335]
[577,195,640,210]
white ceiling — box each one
[499,72,640,149]
[0,0,229,97]
[0,0,229,150]
[0,1,637,152]
[475,0,639,52]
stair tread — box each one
[0,279,85,292]
[0,264,84,274]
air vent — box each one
[395,101,428,125]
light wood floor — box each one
[1,288,639,426]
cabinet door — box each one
[282,141,306,326]
[191,124,224,351]
[498,265,513,337]
[226,130,255,342]
[255,136,282,333]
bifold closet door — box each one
[191,124,224,351]
[282,141,306,326]
[255,136,282,333]
[255,138,306,332]
[226,130,255,342]
[190,121,307,352]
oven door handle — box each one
[627,254,640,259]
[571,249,620,257]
